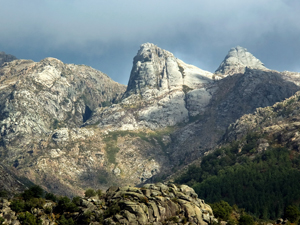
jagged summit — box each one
[125,43,213,98]
[215,46,267,76]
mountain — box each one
[86,43,214,130]
[0,57,126,195]
[0,44,300,197]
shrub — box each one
[96,189,103,198]
[45,192,57,202]
[57,196,78,212]
[18,212,40,225]
[22,185,44,200]
[44,206,52,214]
[285,205,300,223]
[239,213,254,225]
[104,204,121,218]
[72,196,81,205]
[24,198,45,211]
[58,215,75,225]
[85,189,96,198]
[210,200,232,221]
[10,199,25,213]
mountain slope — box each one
[175,90,300,219]
[0,57,126,195]
[1,44,300,197]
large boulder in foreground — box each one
[0,183,216,225]
[103,183,216,225]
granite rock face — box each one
[215,46,267,76]
[0,57,126,195]
[125,43,213,97]
[0,183,216,225]
[86,43,214,130]
[103,183,216,225]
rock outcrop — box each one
[103,183,216,225]
[0,52,17,67]
[215,46,267,76]
[0,183,216,225]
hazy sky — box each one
[0,0,299,84]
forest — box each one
[176,132,300,220]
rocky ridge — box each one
[223,90,300,150]
[0,183,216,225]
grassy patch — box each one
[103,127,176,162]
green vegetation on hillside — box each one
[176,133,300,219]
[103,127,175,164]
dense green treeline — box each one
[176,134,300,219]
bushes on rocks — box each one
[18,212,40,225]
[284,205,300,223]
[210,200,232,221]
[56,196,78,213]
[45,192,57,202]
[22,185,44,200]
[238,213,254,225]
[84,188,96,198]
[58,215,75,225]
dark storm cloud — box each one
[0,0,299,84]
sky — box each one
[0,0,299,85]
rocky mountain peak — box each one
[215,46,267,76]
[0,51,17,67]
[124,43,213,98]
